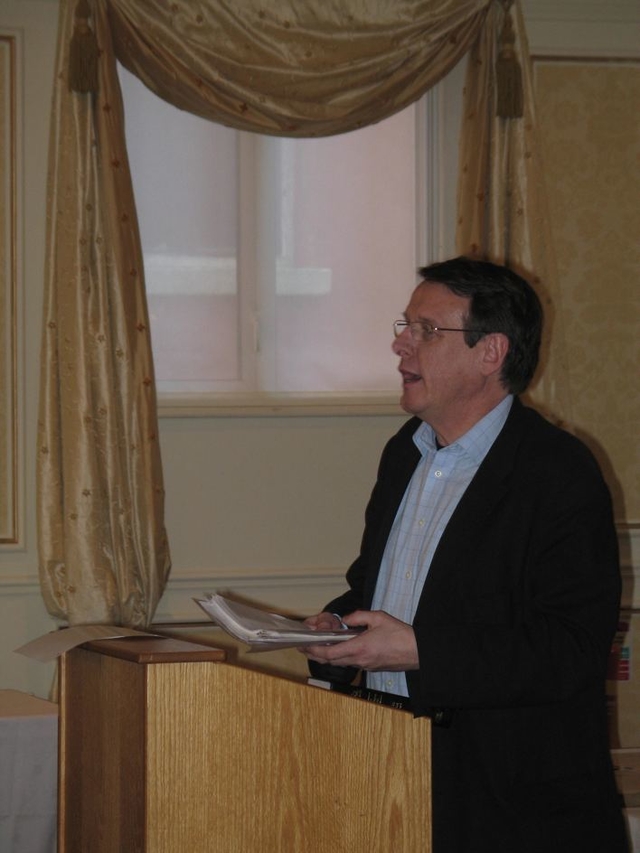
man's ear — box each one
[480,332,509,377]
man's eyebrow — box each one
[404,312,435,325]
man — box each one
[304,257,628,852]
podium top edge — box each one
[79,636,228,664]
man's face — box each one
[392,281,494,431]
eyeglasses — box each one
[393,319,485,343]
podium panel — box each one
[59,636,431,852]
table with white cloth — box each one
[613,748,640,852]
[0,689,58,853]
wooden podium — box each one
[58,636,431,852]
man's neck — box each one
[431,392,510,447]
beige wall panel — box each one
[535,62,640,523]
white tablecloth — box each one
[0,689,58,853]
[626,808,640,852]
[613,748,640,852]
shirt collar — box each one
[413,395,513,463]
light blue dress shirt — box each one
[368,395,513,697]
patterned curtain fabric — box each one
[38,0,171,627]
[456,1,573,422]
[107,0,490,136]
[39,0,563,628]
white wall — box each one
[0,0,638,700]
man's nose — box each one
[392,327,414,356]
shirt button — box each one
[434,470,443,478]
[418,519,425,527]
[386,680,393,688]
[405,570,412,579]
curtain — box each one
[456,0,572,421]
[107,0,490,136]
[38,0,171,626]
[39,0,564,627]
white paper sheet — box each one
[14,625,159,662]
[195,594,361,650]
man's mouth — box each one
[400,369,422,385]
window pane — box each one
[262,112,416,392]
[120,65,419,396]
[119,66,240,388]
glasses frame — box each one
[393,319,487,343]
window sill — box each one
[157,392,405,418]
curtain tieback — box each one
[69,0,99,94]
[495,2,523,119]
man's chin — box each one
[399,390,423,417]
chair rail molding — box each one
[156,564,353,624]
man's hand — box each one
[302,610,419,672]
[304,611,343,632]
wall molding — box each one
[0,31,21,546]
[523,0,639,59]
[158,525,640,617]
[155,564,349,623]
[5,525,638,612]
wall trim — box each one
[156,565,350,623]
[0,30,21,546]
[5,525,638,608]
[0,574,42,593]
[158,393,404,418]
[523,0,640,60]
[163,564,348,588]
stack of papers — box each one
[195,594,361,650]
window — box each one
[119,66,455,406]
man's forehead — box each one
[407,280,469,314]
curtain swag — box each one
[39,0,570,629]
[68,0,524,121]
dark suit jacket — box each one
[318,399,628,852]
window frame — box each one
[146,68,465,418]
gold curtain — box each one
[38,0,171,626]
[106,0,491,135]
[39,0,564,628]
[456,0,572,422]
